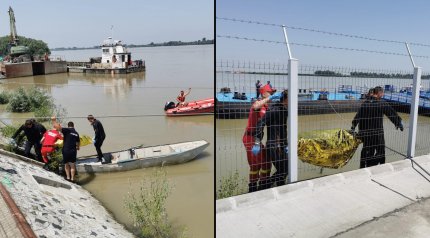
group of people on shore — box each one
[11,115,106,183]
[244,83,404,193]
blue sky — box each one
[216,0,430,71]
[1,0,213,48]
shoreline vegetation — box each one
[51,38,214,51]
[217,70,430,79]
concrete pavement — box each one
[216,154,430,238]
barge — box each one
[216,85,430,119]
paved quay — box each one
[216,154,430,238]
[0,149,134,238]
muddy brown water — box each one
[0,45,214,237]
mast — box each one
[8,6,18,46]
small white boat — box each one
[76,140,209,173]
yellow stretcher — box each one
[54,135,93,147]
[298,129,362,169]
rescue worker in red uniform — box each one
[40,128,63,170]
[176,88,191,107]
[243,84,280,192]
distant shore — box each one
[51,39,214,51]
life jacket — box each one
[177,95,186,102]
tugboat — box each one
[67,37,145,74]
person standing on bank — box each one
[253,90,289,189]
[87,115,106,162]
[351,86,404,168]
[255,80,262,99]
[51,117,80,182]
[242,84,280,192]
[11,119,46,162]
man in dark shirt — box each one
[87,115,106,162]
[351,86,404,168]
[12,119,46,162]
[253,90,289,189]
[52,117,80,182]
[255,80,262,99]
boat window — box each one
[122,55,125,62]
[103,49,109,53]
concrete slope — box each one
[216,154,430,238]
[0,150,134,237]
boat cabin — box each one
[101,37,132,69]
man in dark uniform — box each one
[351,86,404,168]
[255,80,262,99]
[12,119,46,162]
[87,115,106,162]
[52,117,80,182]
[253,90,289,189]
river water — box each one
[216,112,430,193]
[0,45,214,237]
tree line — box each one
[51,38,214,51]
[314,70,430,79]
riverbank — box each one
[0,149,134,237]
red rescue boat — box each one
[164,98,215,116]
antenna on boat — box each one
[110,25,114,42]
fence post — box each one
[282,25,298,183]
[407,66,422,158]
[288,58,299,183]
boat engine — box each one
[164,101,176,111]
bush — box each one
[125,168,183,238]
[7,87,32,112]
[6,87,63,122]
[0,91,10,104]
[28,87,53,109]
[216,171,247,199]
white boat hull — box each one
[76,140,209,173]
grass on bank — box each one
[216,171,248,199]
[124,168,188,238]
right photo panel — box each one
[216,1,430,237]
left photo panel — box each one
[0,0,214,237]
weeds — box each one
[125,168,186,238]
[216,171,247,199]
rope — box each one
[0,113,214,121]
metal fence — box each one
[216,16,430,199]
[216,60,430,198]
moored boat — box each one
[164,98,214,116]
[67,37,145,74]
[76,140,209,173]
